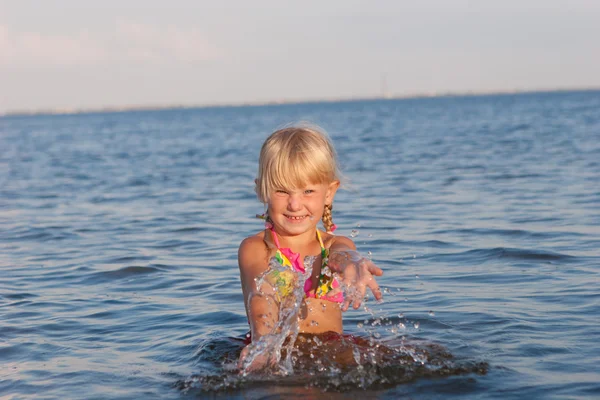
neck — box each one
[271,227,319,250]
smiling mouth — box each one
[285,214,309,221]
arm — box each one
[328,235,383,311]
[238,236,279,341]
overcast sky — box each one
[1,0,599,112]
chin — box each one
[277,220,315,234]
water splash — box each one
[179,333,488,393]
[239,255,315,375]
[180,259,488,393]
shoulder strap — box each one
[316,230,326,251]
[270,227,282,249]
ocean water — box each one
[1,90,599,399]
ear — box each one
[325,180,340,204]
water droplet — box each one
[350,229,359,238]
[321,303,327,310]
[374,332,381,339]
[356,223,361,228]
[413,322,420,329]
[310,353,315,358]
[398,322,406,329]
[428,310,435,316]
[415,274,419,279]
[383,287,391,295]
[368,233,373,237]
[413,254,416,258]
[398,313,404,318]
[310,320,319,326]
[404,297,408,302]
[357,322,364,328]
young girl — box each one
[238,125,383,370]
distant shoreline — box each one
[2,87,599,118]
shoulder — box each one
[238,232,268,260]
[238,231,271,275]
[321,231,357,251]
[238,232,274,294]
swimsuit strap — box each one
[316,230,326,251]
[271,227,282,249]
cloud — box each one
[111,19,219,63]
[0,20,220,68]
[0,25,107,67]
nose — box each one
[287,193,302,211]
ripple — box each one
[2,91,599,399]
[87,265,164,282]
[426,247,576,263]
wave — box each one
[426,247,575,263]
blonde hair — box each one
[256,125,341,231]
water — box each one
[1,90,599,399]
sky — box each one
[1,0,599,113]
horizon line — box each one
[2,86,599,118]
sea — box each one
[1,90,599,399]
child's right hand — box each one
[328,250,383,311]
[238,344,278,374]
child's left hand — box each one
[328,250,383,311]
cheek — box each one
[311,197,327,212]
[268,198,286,211]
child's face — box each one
[267,180,339,236]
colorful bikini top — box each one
[270,228,343,304]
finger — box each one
[327,286,342,298]
[238,347,249,370]
[341,284,354,312]
[366,261,383,276]
[341,283,358,312]
[338,267,357,312]
[367,277,383,301]
[342,298,350,312]
[352,283,367,309]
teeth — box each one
[287,215,306,220]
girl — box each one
[238,125,383,370]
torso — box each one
[299,297,342,333]
[254,229,343,335]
